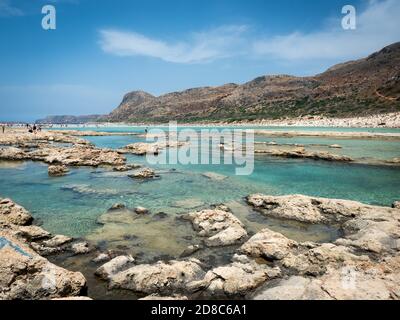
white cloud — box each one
[99,25,248,64]
[99,0,399,64]
[253,0,400,60]
[0,0,23,17]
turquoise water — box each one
[254,136,400,160]
[0,127,399,257]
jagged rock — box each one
[281,243,369,276]
[42,235,73,248]
[246,194,388,224]
[188,255,281,297]
[240,228,298,261]
[123,143,160,156]
[109,259,205,295]
[113,164,141,172]
[0,231,86,300]
[0,147,28,161]
[392,201,400,209]
[183,209,247,247]
[0,198,33,226]
[14,225,51,241]
[95,255,135,280]
[253,257,400,300]
[254,148,353,162]
[29,145,126,168]
[129,168,157,179]
[48,164,69,177]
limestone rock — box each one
[95,255,135,280]
[180,244,202,258]
[70,242,91,255]
[109,259,205,295]
[0,232,86,300]
[0,147,28,161]
[0,198,33,226]
[48,164,69,177]
[183,209,247,247]
[246,194,389,224]
[240,228,298,261]
[129,168,157,179]
[188,255,281,297]
[123,143,160,156]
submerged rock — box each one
[183,208,248,247]
[48,164,69,177]
[202,172,227,181]
[174,198,205,210]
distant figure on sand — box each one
[1,124,4,134]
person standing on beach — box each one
[1,124,4,134]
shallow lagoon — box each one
[0,126,399,259]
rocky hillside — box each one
[107,42,400,123]
[36,114,103,125]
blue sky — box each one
[0,0,399,121]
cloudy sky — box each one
[0,0,399,121]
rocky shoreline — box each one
[1,193,399,300]
[1,128,399,300]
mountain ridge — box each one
[36,42,400,124]
[106,42,400,123]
